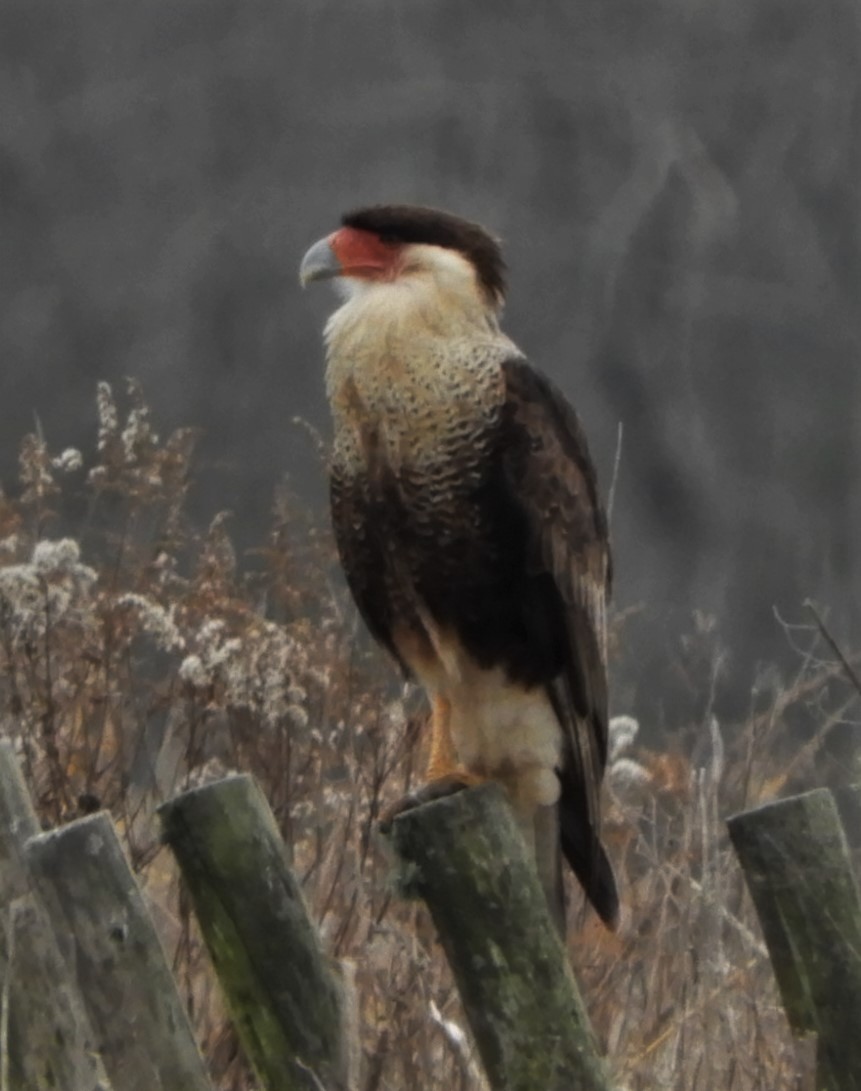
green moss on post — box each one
[158,774,351,1091]
[387,782,610,1091]
[0,743,114,1091]
[25,811,212,1091]
[728,789,861,1090]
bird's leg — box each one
[426,694,457,780]
[379,695,484,829]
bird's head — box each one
[300,205,507,311]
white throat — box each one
[323,246,500,362]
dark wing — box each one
[329,458,409,675]
[500,358,618,927]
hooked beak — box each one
[299,236,342,287]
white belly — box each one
[401,617,564,811]
[446,663,563,810]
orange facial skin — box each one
[328,226,402,281]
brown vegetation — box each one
[1,385,854,1089]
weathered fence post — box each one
[386,782,611,1091]
[159,774,353,1091]
[728,788,861,1090]
[25,810,213,1091]
[0,743,113,1091]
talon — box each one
[379,772,485,832]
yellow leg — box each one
[425,696,484,787]
[379,695,483,829]
[426,695,458,780]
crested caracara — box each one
[301,204,618,932]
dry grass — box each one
[1,383,856,1090]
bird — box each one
[300,204,618,932]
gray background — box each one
[2,0,858,729]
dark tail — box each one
[559,803,620,930]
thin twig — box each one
[0,904,13,1091]
[749,652,861,737]
[804,600,861,700]
[293,1056,329,1091]
[776,694,859,792]
[606,421,624,527]
[429,999,489,1089]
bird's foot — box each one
[379,771,485,832]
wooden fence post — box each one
[159,774,353,1091]
[386,782,611,1091]
[727,788,861,1090]
[25,811,213,1091]
[0,743,113,1091]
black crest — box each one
[342,204,507,302]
